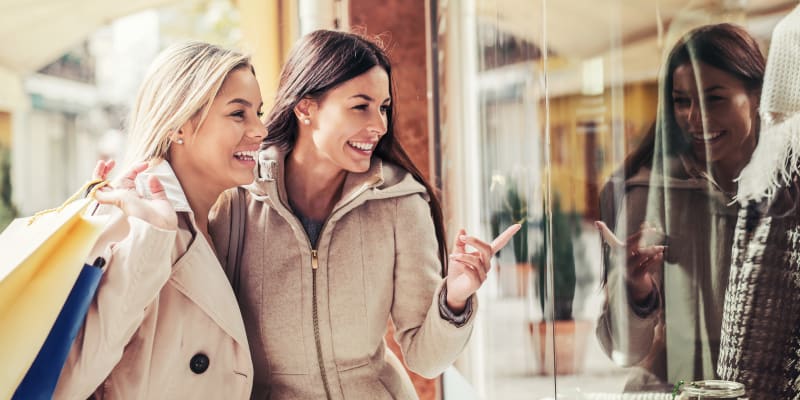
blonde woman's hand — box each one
[92,160,178,231]
[92,159,116,182]
[595,220,665,302]
[446,224,521,312]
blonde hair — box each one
[123,41,252,166]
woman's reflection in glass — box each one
[596,23,764,392]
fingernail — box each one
[459,235,467,241]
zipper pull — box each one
[311,249,319,270]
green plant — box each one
[535,196,578,320]
[490,183,528,264]
[0,147,18,230]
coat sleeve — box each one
[595,185,661,367]
[53,212,177,399]
[390,194,476,379]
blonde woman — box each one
[54,42,264,399]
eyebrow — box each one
[227,98,255,107]
[349,94,391,103]
[672,85,727,95]
[703,85,727,92]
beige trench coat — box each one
[54,161,253,400]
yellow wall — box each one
[237,0,298,108]
[544,82,658,215]
[0,112,10,148]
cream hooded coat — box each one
[597,156,737,389]
[209,147,476,400]
[54,161,253,400]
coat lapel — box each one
[168,235,249,348]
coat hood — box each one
[246,145,428,209]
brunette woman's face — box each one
[671,62,759,167]
[303,66,390,174]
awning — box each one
[0,0,188,74]
[476,0,798,58]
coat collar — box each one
[134,160,192,214]
[247,145,427,210]
[622,155,735,208]
[136,160,249,347]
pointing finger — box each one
[595,221,625,247]
[490,223,522,253]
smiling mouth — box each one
[234,150,257,161]
[347,141,375,152]
[692,131,724,142]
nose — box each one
[368,109,388,137]
[686,101,704,131]
[247,119,266,140]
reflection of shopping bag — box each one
[0,181,108,399]
[12,257,105,400]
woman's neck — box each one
[285,149,347,222]
[710,165,739,194]
[171,163,223,240]
[710,135,757,194]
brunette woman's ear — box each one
[294,98,316,123]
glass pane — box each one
[435,0,798,398]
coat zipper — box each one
[311,249,333,400]
[271,179,383,400]
[298,187,371,400]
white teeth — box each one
[693,131,722,141]
[234,150,258,160]
[348,141,374,151]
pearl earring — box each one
[176,138,184,145]
[303,118,311,125]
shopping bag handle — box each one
[27,179,109,225]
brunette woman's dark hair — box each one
[623,23,765,177]
[263,29,449,276]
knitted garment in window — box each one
[717,192,800,400]
[759,4,800,121]
[737,4,800,203]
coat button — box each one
[190,353,210,374]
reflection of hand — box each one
[446,224,521,312]
[92,160,178,231]
[595,221,665,302]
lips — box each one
[233,150,258,161]
[347,140,376,153]
[691,130,725,142]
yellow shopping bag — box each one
[0,181,109,399]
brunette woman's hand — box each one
[595,220,665,302]
[92,159,178,231]
[446,224,521,312]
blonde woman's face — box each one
[305,66,390,174]
[178,68,265,189]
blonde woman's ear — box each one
[168,130,185,145]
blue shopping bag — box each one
[12,257,105,400]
